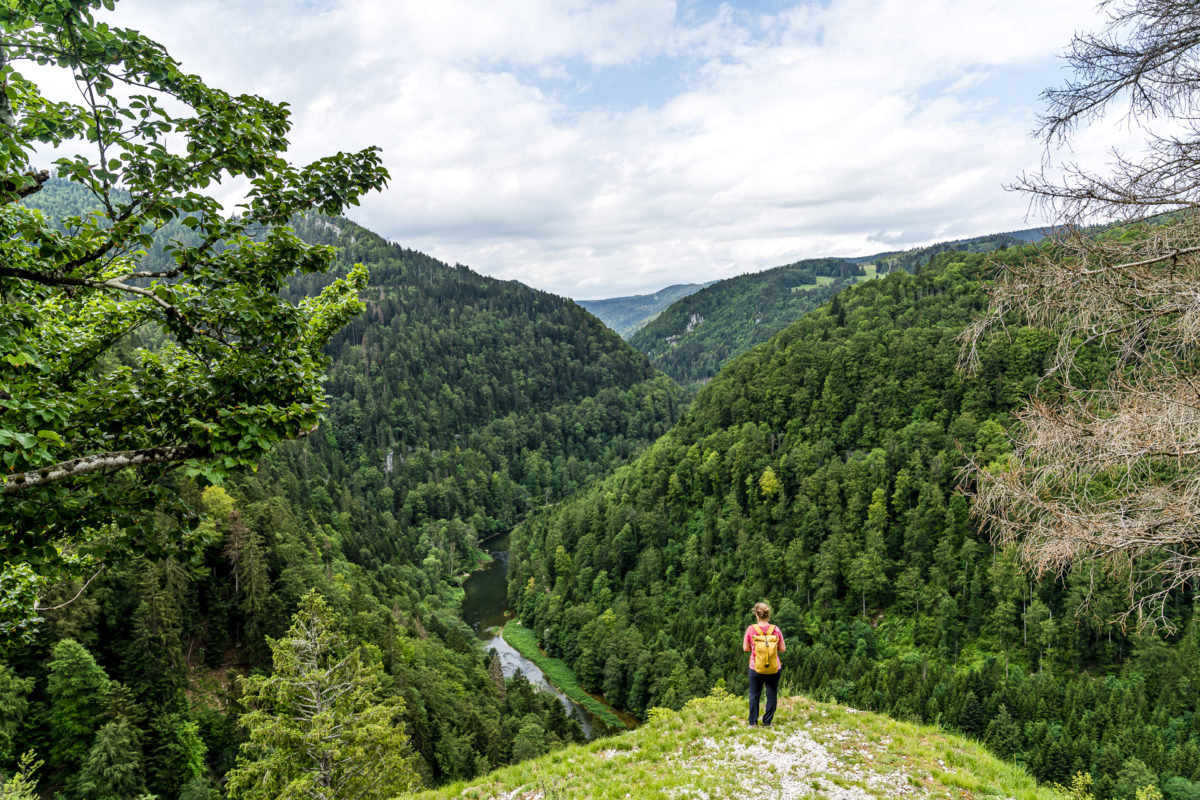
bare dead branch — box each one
[964,213,1200,629]
[34,568,105,613]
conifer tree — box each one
[510,720,548,763]
[143,714,206,799]
[46,639,109,772]
[77,719,145,800]
[0,664,31,763]
[225,591,418,800]
[984,703,1022,759]
[124,563,186,709]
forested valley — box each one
[6,2,1200,799]
[1,183,680,797]
[511,250,1200,800]
[7,191,1200,800]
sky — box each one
[88,0,1125,298]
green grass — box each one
[806,265,878,289]
[413,688,1063,800]
[501,624,629,731]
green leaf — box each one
[36,430,64,445]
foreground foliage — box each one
[0,0,387,635]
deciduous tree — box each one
[0,0,386,632]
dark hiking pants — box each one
[748,667,781,725]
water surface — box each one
[462,533,607,738]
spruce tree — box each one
[224,591,418,800]
[46,639,109,772]
[0,664,32,762]
[984,703,1022,759]
[77,719,145,800]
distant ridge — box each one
[577,282,715,338]
[580,228,1048,350]
[629,228,1040,385]
[847,227,1051,267]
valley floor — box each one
[414,690,1060,800]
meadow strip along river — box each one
[460,532,610,739]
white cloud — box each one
[74,0,1137,297]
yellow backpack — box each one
[752,624,779,674]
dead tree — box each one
[962,0,1200,629]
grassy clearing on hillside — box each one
[413,688,1061,800]
[501,624,628,731]
[809,264,877,288]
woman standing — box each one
[743,601,785,726]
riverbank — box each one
[501,624,632,731]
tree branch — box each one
[1,443,207,494]
[34,567,105,612]
[0,264,210,340]
[0,170,51,204]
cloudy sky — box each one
[96,0,1116,298]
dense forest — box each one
[1,186,680,797]
[629,258,865,386]
[631,233,1035,387]
[854,231,1040,274]
[270,213,682,571]
[11,3,1200,799]
[509,250,1200,800]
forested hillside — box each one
[853,231,1036,273]
[577,282,712,338]
[630,258,865,385]
[271,214,683,570]
[633,233,1032,387]
[509,250,1200,800]
[1,188,682,796]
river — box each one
[461,532,609,739]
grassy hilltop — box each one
[415,689,1061,800]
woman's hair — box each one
[753,602,771,621]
